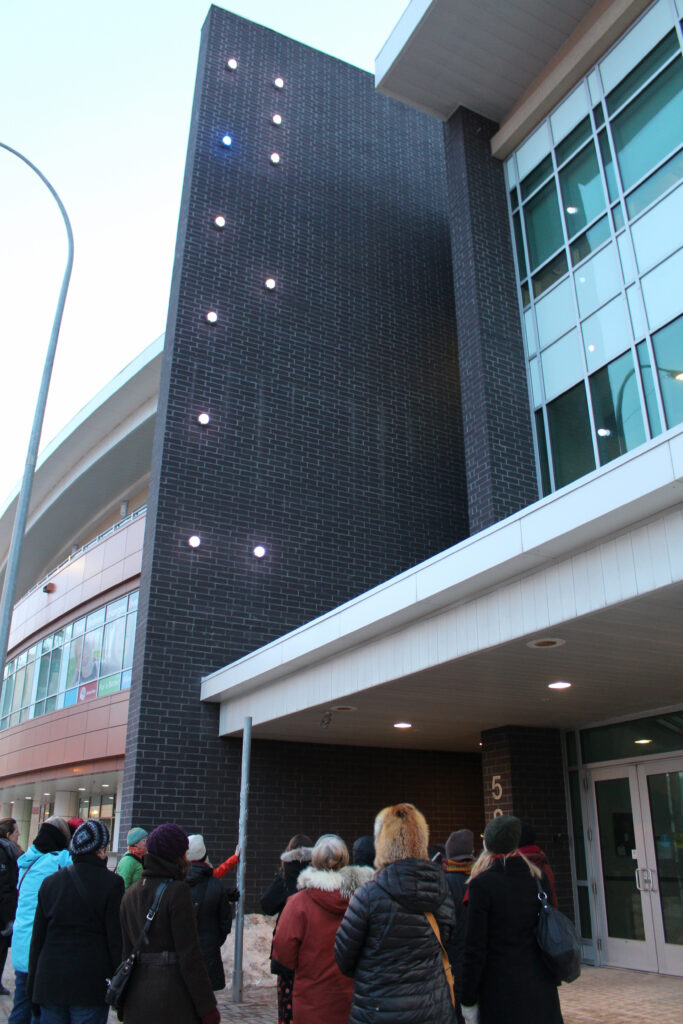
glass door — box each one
[637,758,683,975]
[592,765,658,970]
[591,758,683,975]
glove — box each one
[224,886,240,902]
[461,1005,480,1024]
[201,1009,220,1024]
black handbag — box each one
[534,877,582,983]
[106,879,171,1013]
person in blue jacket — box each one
[9,816,71,1024]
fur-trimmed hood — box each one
[297,864,374,900]
[281,845,313,863]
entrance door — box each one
[591,758,683,975]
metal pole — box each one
[0,143,74,672]
[232,715,252,1003]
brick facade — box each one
[121,6,470,895]
[481,725,573,916]
[443,107,538,533]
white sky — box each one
[0,0,409,506]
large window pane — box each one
[590,351,645,464]
[34,657,50,703]
[626,150,683,219]
[631,183,683,273]
[534,278,575,347]
[101,617,126,677]
[570,215,610,266]
[559,142,606,235]
[547,382,596,488]
[520,154,553,201]
[574,243,621,318]
[652,315,683,428]
[605,30,680,115]
[541,329,583,401]
[47,648,62,696]
[532,251,568,299]
[523,180,564,271]
[79,628,102,685]
[582,295,632,373]
[611,58,683,192]
[555,115,592,165]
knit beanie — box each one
[187,834,207,862]
[70,819,110,855]
[127,827,148,847]
[519,821,536,848]
[352,835,375,868]
[445,829,474,860]
[483,815,522,855]
[147,823,189,862]
[34,817,70,853]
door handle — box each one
[635,867,647,891]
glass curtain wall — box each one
[0,590,138,730]
[506,0,683,493]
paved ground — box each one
[1,967,682,1022]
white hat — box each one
[187,834,207,861]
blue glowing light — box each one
[222,134,232,147]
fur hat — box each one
[70,819,109,855]
[374,803,429,869]
[445,829,474,861]
[483,815,521,855]
[187,834,207,861]
[146,823,189,862]
[127,827,148,847]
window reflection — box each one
[590,351,646,464]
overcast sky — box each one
[0,0,409,505]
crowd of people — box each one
[0,804,566,1024]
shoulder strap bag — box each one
[425,911,455,1008]
[534,877,582,984]
[105,879,171,1013]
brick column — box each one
[481,725,573,916]
[443,107,538,533]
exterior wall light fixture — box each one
[393,721,412,729]
[188,535,202,548]
[548,681,572,689]
[227,58,238,70]
[272,114,282,125]
[222,134,233,147]
[206,311,218,323]
[214,215,226,229]
[197,412,210,425]
[253,545,266,558]
[265,278,276,290]
[270,152,281,165]
[274,77,284,89]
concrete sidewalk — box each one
[1,967,681,1022]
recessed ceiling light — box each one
[214,215,226,229]
[393,721,412,729]
[101,784,110,788]
[188,535,201,548]
[274,77,284,89]
[270,152,281,165]
[265,278,276,290]
[635,738,652,745]
[548,681,572,690]
[227,58,238,70]
[526,637,565,649]
[206,311,218,323]
[272,113,282,125]
[43,793,50,796]
[253,545,266,558]
[197,412,210,425]
[222,134,232,147]
[25,796,32,800]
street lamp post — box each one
[0,143,74,674]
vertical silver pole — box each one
[232,715,252,1003]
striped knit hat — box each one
[70,819,110,855]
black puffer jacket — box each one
[335,858,456,1024]
[186,862,232,990]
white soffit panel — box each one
[376,0,599,122]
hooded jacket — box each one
[186,861,232,990]
[0,837,20,928]
[335,858,456,1024]
[260,845,313,916]
[11,845,72,973]
[273,864,373,1024]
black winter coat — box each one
[0,838,19,929]
[260,849,311,916]
[461,856,563,1024]
[335,858,456,1024]
[27,853,124,1006]
[442,861,472,1024]
[119,852,216,1024]
[186,862,232,990]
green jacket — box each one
[116,851,144,889]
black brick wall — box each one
[121,6,469,896]
[481,725,573,918]
[443,107,538,533]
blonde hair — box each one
[312,834,349,871]
[468,848,542,883]
[374,803,429,869]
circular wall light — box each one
[227,58,238,70]
[393,721,412,729]
[197,412,210,425]
[265,278,276,290]
[222,134,233,147]
[270,152,281,165]
[188,535,201,548]
[272,113,282,125]
[206,311,218,323]
[526,637,565,649]
[214,215,226,229]
[253,545,266,558]
[548,681,572,690]
[274,77,284,89]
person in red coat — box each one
[272,834,373,1024]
